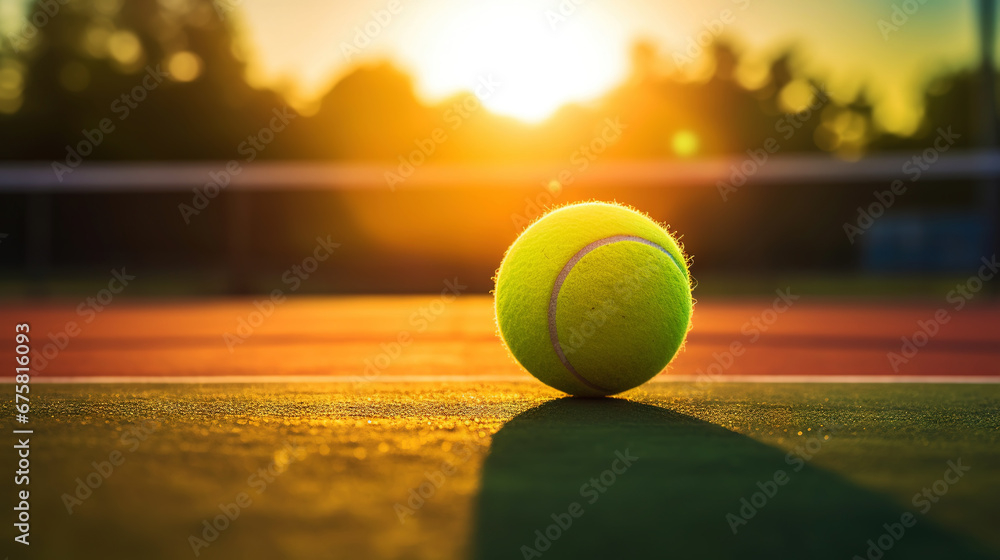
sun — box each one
[401,1,627,123]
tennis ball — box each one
[494,201,692,397]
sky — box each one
[231,0,983,135]
[0,0,985,134]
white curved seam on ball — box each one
[547,235,682,393]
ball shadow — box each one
[472,398,991,560]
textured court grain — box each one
[3,382,998,559]
[1,297,998,559]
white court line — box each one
[21,374,1000,384]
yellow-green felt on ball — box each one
[494,202,692,396]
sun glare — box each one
[404,1,627,123]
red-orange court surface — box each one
[4,0,1000,558]
[1,296,998,559]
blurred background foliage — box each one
[0,0,991,162]
[0,0,996,295]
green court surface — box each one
[7,381,999,560]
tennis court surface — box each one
[6,0,1000,558]
[3,296,999,559]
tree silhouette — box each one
[0,1,990,162]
